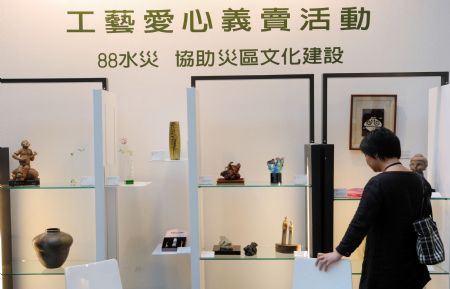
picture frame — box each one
[349,94,397,150]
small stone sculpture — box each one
[244,242,258,256]
[410,153,428,176]
[275,216,300,253]
[220,162,241,180]
[288,221,294,244]
[213,236,241,255]
[218,236,233,251]
[281,216,289,244]
[10,140,39,184]
[217,161,244,184]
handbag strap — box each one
[418,175,432,218]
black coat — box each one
[336,172,431,289]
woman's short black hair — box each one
[360,127,401,160]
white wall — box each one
[1,0,450,289]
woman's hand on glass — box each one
[315,251,343,272]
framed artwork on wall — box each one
[349,94,397,150]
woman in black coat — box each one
[316,128,431,289]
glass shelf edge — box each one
[150,158,188,162]
[347,258,448,275]
[2,185,95,190]
[200,255,295,261]
[106,181,152,188]
[152,244,191,255]
[335,191,450,201]
[198,183,310,188]
[2,260,95,276]
[198,255,450,274]
[199,247,300,261]
[1,181,152,190]
[335,196,450,201]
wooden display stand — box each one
[275,243,301,254]
[275,216,300,254]
[213,245,241,255]
[216,178,244,184]
[9,179,40,186]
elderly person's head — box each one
[409,153,428,175]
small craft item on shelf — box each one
[334,188,347,198]
[244,242,258,256]
[9,140,40,186]
[32,228,73,268]
[169,121,181,160]
[162,229,188,252]
[347,188,363,198]
[267,157,284,184]
[119,137,134,185]
[217,161,244,184]
[275,217,301,253]
[213,236,241,255]
[68,147,86,186]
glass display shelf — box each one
[150,158,188,162]
[106,181,152,188]
[348,258,449,275]
[199,182,310,189]
[199,248,449,275]
[152,243,191,255]
[0,181,151,190]
[1,260,95,276]
[334,192,450,201]
[200,246,302,261]
[1,184,95,190]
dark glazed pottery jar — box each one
[32,228,73,268]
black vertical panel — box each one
[321,145,334,252]
[305,144,334,257]
[0,147,13,288]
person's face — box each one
[410,160,426,173]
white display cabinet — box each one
[186,76,318,289]
[324,74,450,288]
[0,80,118,289]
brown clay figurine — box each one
[10,140,40,185]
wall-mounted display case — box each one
[185,75,335,289]
[0,79,118,289]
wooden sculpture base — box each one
[213,245,241,255]
[216,178,245,184]
[275,243,301,254]
[9,179,40,186]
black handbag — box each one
[412,177,445,265]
